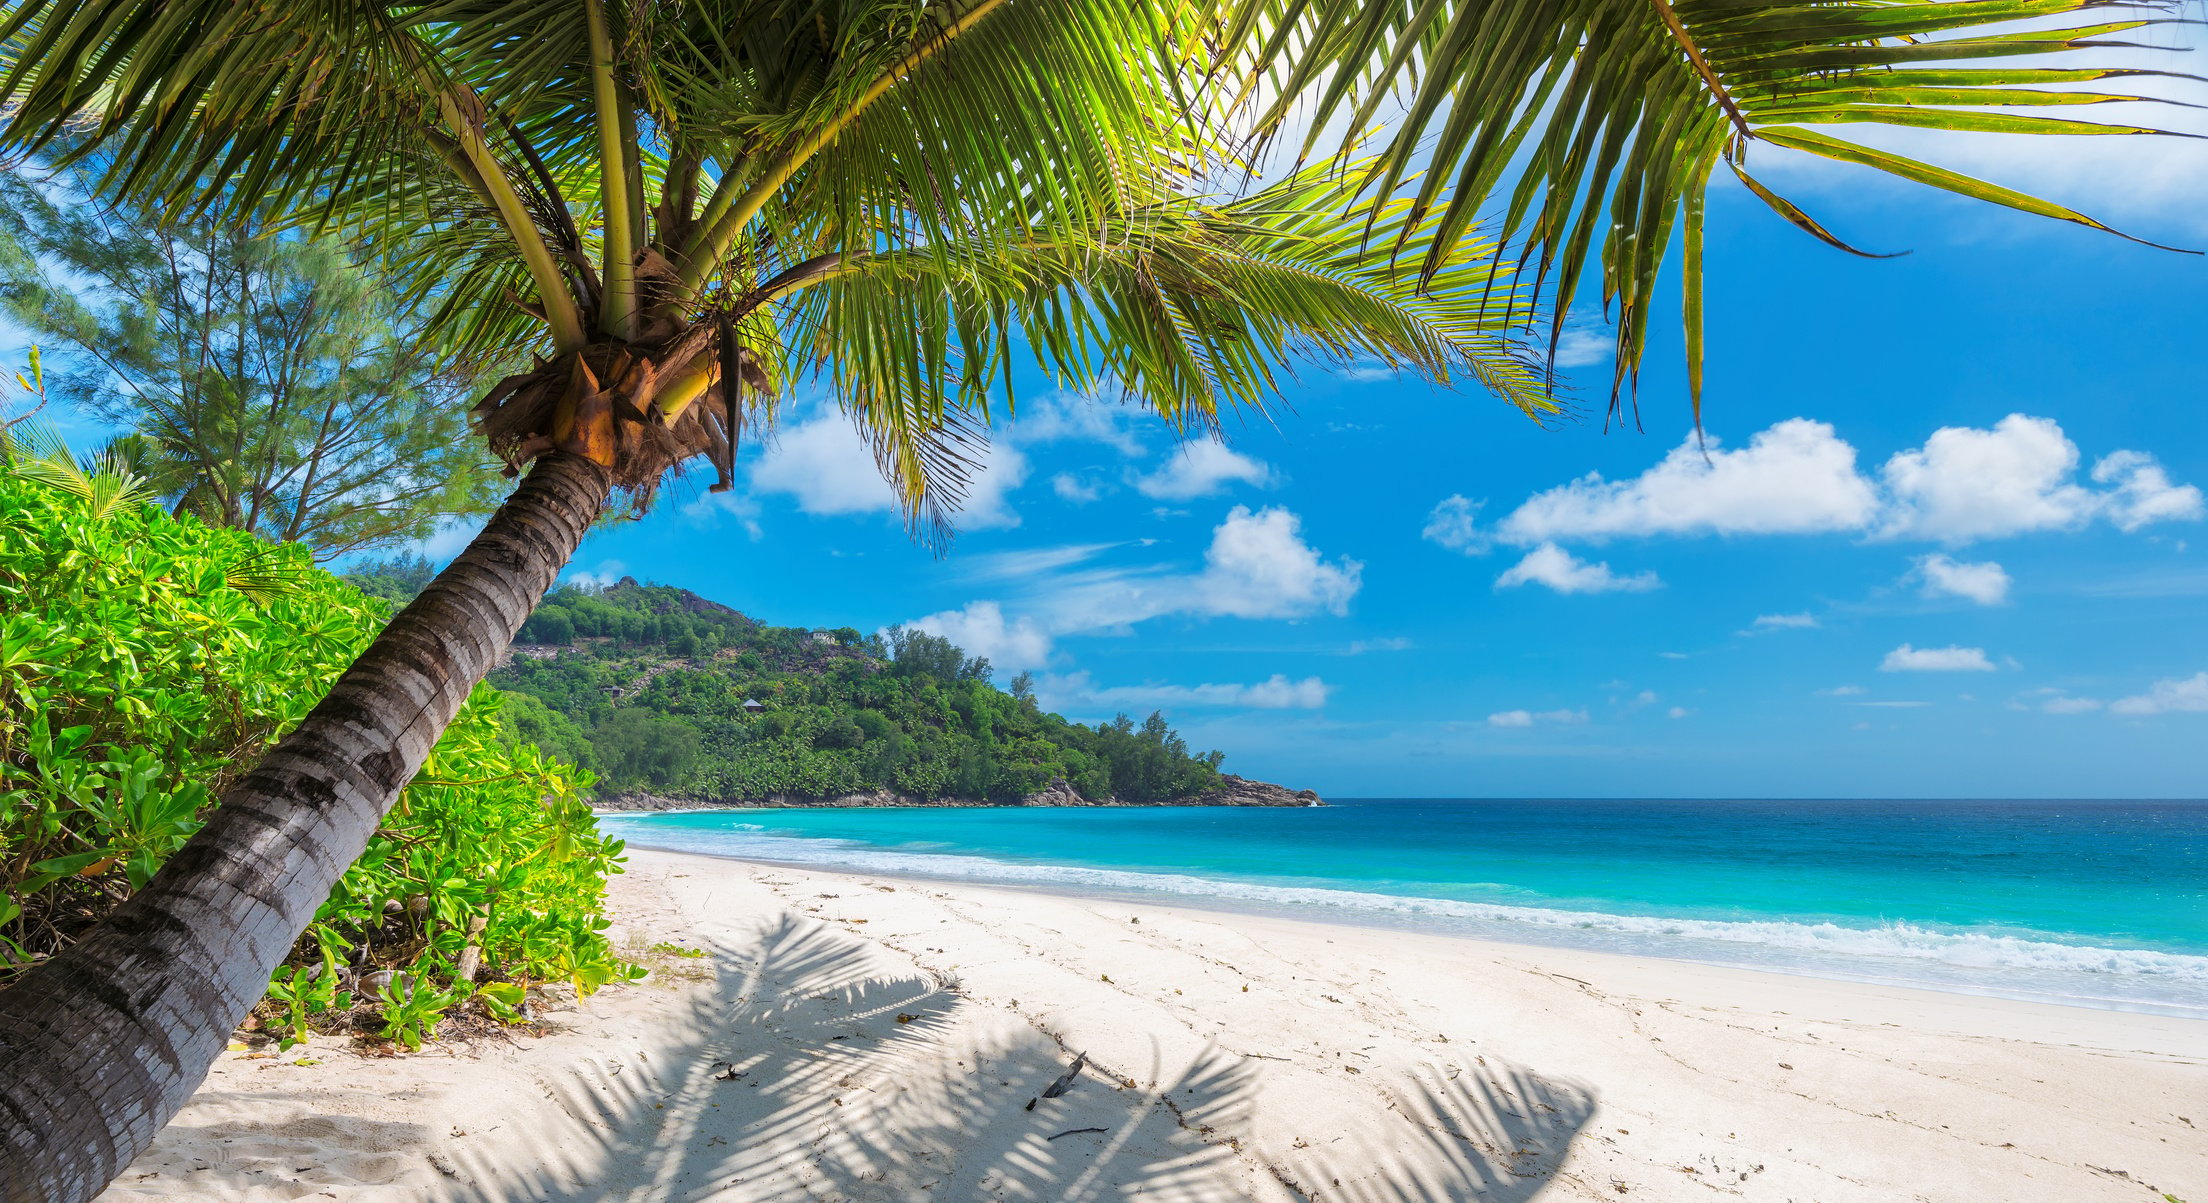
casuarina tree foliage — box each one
[0,171,505,560]
[0,0,2186,1195]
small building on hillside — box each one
[809,630,836,646]
[739,697,766,714]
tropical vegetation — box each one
[0,0,2187,1193]
[0,434,635,1054]
[0,172,505,559]
[479,574,1226,803]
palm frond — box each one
[4,0,2174,533]
[766,157,1554,536]
[3,423,162,520]
[222,547,318,607]
[1222,0,2198,420]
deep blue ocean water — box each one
[595,798,2208,1016]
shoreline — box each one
[738,850,2208,1056]
[105,848,2208,1202]
[595,819,2208,1022]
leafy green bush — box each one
[0,452,637,1042]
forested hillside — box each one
[347,571,1237,805]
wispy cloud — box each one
[1422,495,1489,555]
[961,543,1120,583]
[1345,637,1413,655]
[1040,670,1330,711]
[1880,644,1997,673]
[1050,473,1104,504]
[1487,708,1589,728]
[2111,672,2208,716]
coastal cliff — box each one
[594,773,1322,811]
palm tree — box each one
[0,1,1548,1192]
[0,0,2182,1195]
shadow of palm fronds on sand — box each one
[1297,1061,1596,1202]
[440,914,1594,1202]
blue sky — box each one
[555,104,2208,799]
[541,168,2208,799]
[22,35,2208,799]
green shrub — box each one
[0,459,638,1041]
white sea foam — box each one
[600,821,2208,1008]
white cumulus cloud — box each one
[1915,554,2011,606]
[1880,644,1997,673]
[907,601,1055,672]
[752,408,1027,528]
[2094,450,2206,532]
[1196,506,1361,618]
[1496,544,1660,594]
[1132,441,1274,500]
[563,560,628,590]
[2110,672,2208,716]
[921,507,1361,658]
[1551,326,1612,369]
[1878,415,2097,543]
[1438,415,2199,556]
[1497,419,1879,544]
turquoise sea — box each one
[596,798,2208,1017]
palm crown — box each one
[6,0,2177,522]
[0,0,1572,535]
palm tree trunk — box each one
[0,450,612,1203]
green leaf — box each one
[1756,126,2198,253]
[1729,160,1904,259]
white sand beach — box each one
[100,847,2208,1202]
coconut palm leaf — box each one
[763,157,1552,533]
[1222,0,2198,419]
[0,0,1560,527]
